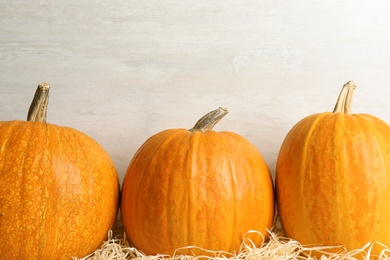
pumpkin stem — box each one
[27,82,50,122]
[332,80,356,114]
[189,107,229,132]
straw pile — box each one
[72,216,390,260]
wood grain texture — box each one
[1,0,389,182]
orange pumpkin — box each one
[276,81,390,255]
[0,83,120,259]
[121,107,274,256]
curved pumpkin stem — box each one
[189,107,229,132]
[332,80,356,115]
[27,82,50,122]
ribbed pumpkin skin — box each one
[276,112,390,254]
[121,129,274,255]
[0,120,120,259]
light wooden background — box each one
[1,0,389,183]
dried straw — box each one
[73,218,390,260]
[73,230,390,260]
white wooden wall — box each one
[1,0,389,183]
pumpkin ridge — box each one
[0,121,24,256]
[162,130,193,250]
[35,123,62,258]
[236,132,274,227]
[18,123,35,257]
[217,131,274,250]
[221,132,250,250]
[66,128,119,255]
[218,133,238,252]
[352,115,390,241]
[197,131,238,251]
[340,115,387,246]
[45,123,62,257]
[16,122,50,258]
[185,131,200,248]
[299,113,349,244]
[297,112,330,239]
[328,113,350,245]
[222,132,262,251]
[123,129,188,250]
[35,123,52,258]
[368,116,390,242]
